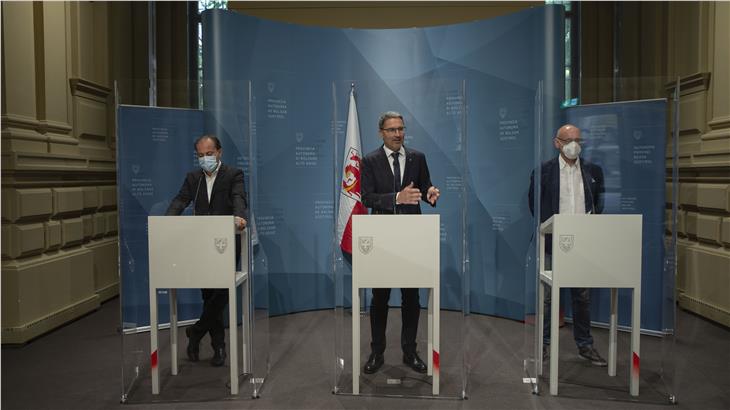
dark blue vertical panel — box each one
[565,100,667,331]
[117,106,206,327]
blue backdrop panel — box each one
[117,106,205,327]
[202,7,564,319]
[565,100,667,332]
[118,7,668,333]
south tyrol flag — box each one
[337,87,368,254]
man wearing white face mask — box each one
[529,124,607,367]
[166,134,248,367]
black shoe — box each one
[403,352,427,374]
[185,327,199,362]
[363,352,384,374]
[578,346,607,367]
[210,347,227,367]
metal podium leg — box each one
[170,289,178,376]
[428,288,433,376]
[150,288,159,394]
[537,282,544,375]
[608,288,618,377]
[229,286,239,395]
[537,233,546,377]
[630,288,641,396]
[242,277,250,374]
[433,285,440,396]
[549,285,559,396]
[352,286,360,395]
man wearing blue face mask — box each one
[529,124,607,367]
[166,134,248,367]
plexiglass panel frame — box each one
[524,76,679,404]
[116,79,269,403]
[332,78,470,399]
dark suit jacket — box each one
[529,157,605,253]
[165,163,248,218]
[361,146,435,214]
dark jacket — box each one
[361,146,435,214]
[165,163,248,219]
[529,156,605,253]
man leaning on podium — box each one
[360,111,441,374]
[165,134,248,367]
[529,124,608,367]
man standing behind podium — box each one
[529,124,607,367]
[360,111,440,374]
[166,134,247,367]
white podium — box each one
[351,214,440,395]
[537,214,642,396]
[147,216,250,395]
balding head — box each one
[554,124,582,163]
[556,124,581,141]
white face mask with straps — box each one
[561,140,581,160]
[198,155,219,173]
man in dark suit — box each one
[166,134,248,367]
[360,111,441,374]
[529,124,607,367]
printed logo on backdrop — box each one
[633,130,642,140]
[558,235,574,253]
[295,133,318,167]
[267,82,275,93]
[214,237,228,254]
[132,164,140,175]
[341,147,362,201]
[358,236,373,255]
[498,106,520,142]
[445,92,464,117]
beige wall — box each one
[669,1,730,327]
[2,2,117,344]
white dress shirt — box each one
[204,162,220,201]
[558,155,586,215]
[382,145,406,187]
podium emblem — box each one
[558,235,574,253]
[214,238,228,254]
[358,236,373,255]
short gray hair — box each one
[378,111,404,130]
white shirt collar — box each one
[383,145,406,158]
[558,155,580,170]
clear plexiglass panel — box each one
[332,77,469,399]
[525,76,677,404]
[117,78,269,403]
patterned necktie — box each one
[392,152,401,190]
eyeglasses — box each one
[381,127,406,134]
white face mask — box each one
[561,141,581,160]
[199,155,219,173]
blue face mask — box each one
[199,155,219,173]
